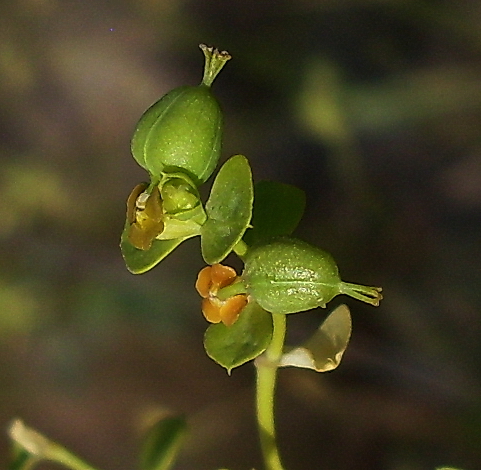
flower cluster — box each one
[195,264,248,326]
[126,183,165,250]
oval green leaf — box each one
[243,180,306,245]
[204,302,273,374]
[279,304,352,372]
[201,155,253,264]
[140,415,187,470]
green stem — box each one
[255,313,287,470]
[216,280,247,300]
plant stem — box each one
[255,313,287,470]
[216,280,247,300]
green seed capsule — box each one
[242,237,382,314]
[131,44,231,185]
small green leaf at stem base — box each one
[140,415,187,470]
[201,155,253,264]
[279,304,352,372]
[243,181,306,245]
[204,302,273,374]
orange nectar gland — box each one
[127,183,165,250]
[195,264,248,327]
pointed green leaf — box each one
[204,302,273,373]
[121,221,191,274]
[244,181,306,245]
[140,415,187,470]
[8,419,97,470]
[279,304,352,372]
[8,420,51,462]
[201,155,253,264]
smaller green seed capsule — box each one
[242,237,382,314]
[131,44,231,185]
[160,177,199,214]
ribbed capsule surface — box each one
[242,237,342,314]
[131,84,223,185]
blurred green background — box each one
[1,0,481,469]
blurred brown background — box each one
[1,0,481,469]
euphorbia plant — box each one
[10,44,409,470]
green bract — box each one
[121,172,206,274]
[243,180,306,245]
[242,237,382,314]
[204,302,273,374]
[201,155,253,264]
[131,45,231,185]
